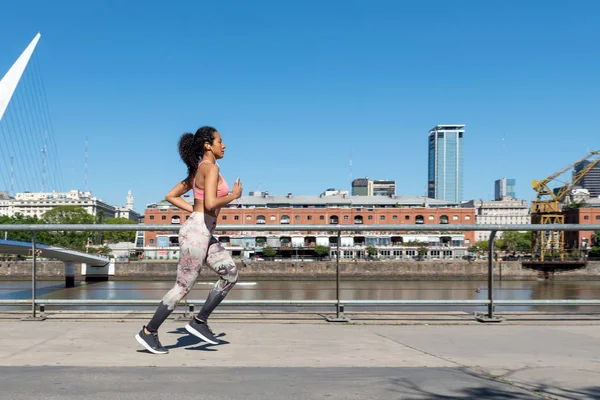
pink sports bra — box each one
[193,160,229,200]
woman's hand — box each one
[232,178,243,199]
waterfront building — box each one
[462,198,530,242]
[140,193,476,261]
[1,190,116,219]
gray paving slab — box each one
[367,325,600,399]
[0,322,453,368]
[2,321,600,399]
[0,367,543,400]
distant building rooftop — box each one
[146,194,459,210]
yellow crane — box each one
[531,151,600,261]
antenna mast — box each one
[41,146,47,192]
[84,136,88,192]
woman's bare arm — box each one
[165,179,194,213]
[202,164,241,211]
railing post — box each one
[476,230,503,323]
[336,229,341,318]
[326,228,349,322]
[487,230,496,319]
[23,231,46,321]
[31,231,36,319]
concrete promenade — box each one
[1,311,600,399]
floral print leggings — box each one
[146,212,238,332]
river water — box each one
[2,279,600,313]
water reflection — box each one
[1,279,600,313]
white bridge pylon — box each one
[0,33,41,121]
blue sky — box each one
[0,1,599,212]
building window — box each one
[222,216,227,220]
[465,216,471,220]
[330,215,339,224]
[440,215,449,224]
[392,215,398,220]
[320,215,325,220]
[405,215,410,220]
[270,216,276,221]
[307,215,313,220]
[257,215,266,224]
[149,239,154,244]
[416,215,424,224]
[343,216,349,220]
[380,215,385,220]
[368,215,373,220]
[584,215,589,220]
[596,215,600,220]
[234,216,240,220]
[171,216,180,224]
[354,216,363,224]
[428,215,434,221]
[295,215,301,221]
[161,216,166,220]
[246,216,252,221]
[453,215,459,220]
[149,216,154,220]
[281,215,290,224]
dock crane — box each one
[531,151,600,261]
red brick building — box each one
[564,207,600,249]
[141,194,476,258]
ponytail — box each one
[177,126,217,183]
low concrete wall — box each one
[2,260,600,281]
[0,261,82,280]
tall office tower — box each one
[574,160,600,198]
[427,125,465,203]
[495,178,516,200]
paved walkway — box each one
[1,312,600,399]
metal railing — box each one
[1,223,600,322]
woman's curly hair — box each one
[178,126,217,183]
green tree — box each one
[499,232,531,253]
[417,246,427,256]
[262,246,277,258]
[314,245,329,258]
[404,240,429,247]
[475,241,489,253]
[0,213,50,244]
[88,245,112,257]
[41,206,95,250]
[501,231,520,253]
[366,245,377,258]
[102,218,138,243]
[468,245,479,254]
[563,201,589,210]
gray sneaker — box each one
[135,326,169,354]
[185,318,219,344]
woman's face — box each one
[209,131,226,159]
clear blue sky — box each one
[1,1,599,212]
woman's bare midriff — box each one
[193,200,220,217]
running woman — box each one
[136,126,242,354]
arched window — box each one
[330,215,339,224]
[280,215,290,224]
[354,215,363,224]
[440,215,449,224]
[257,215,266,224]
[415,215,424,224]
